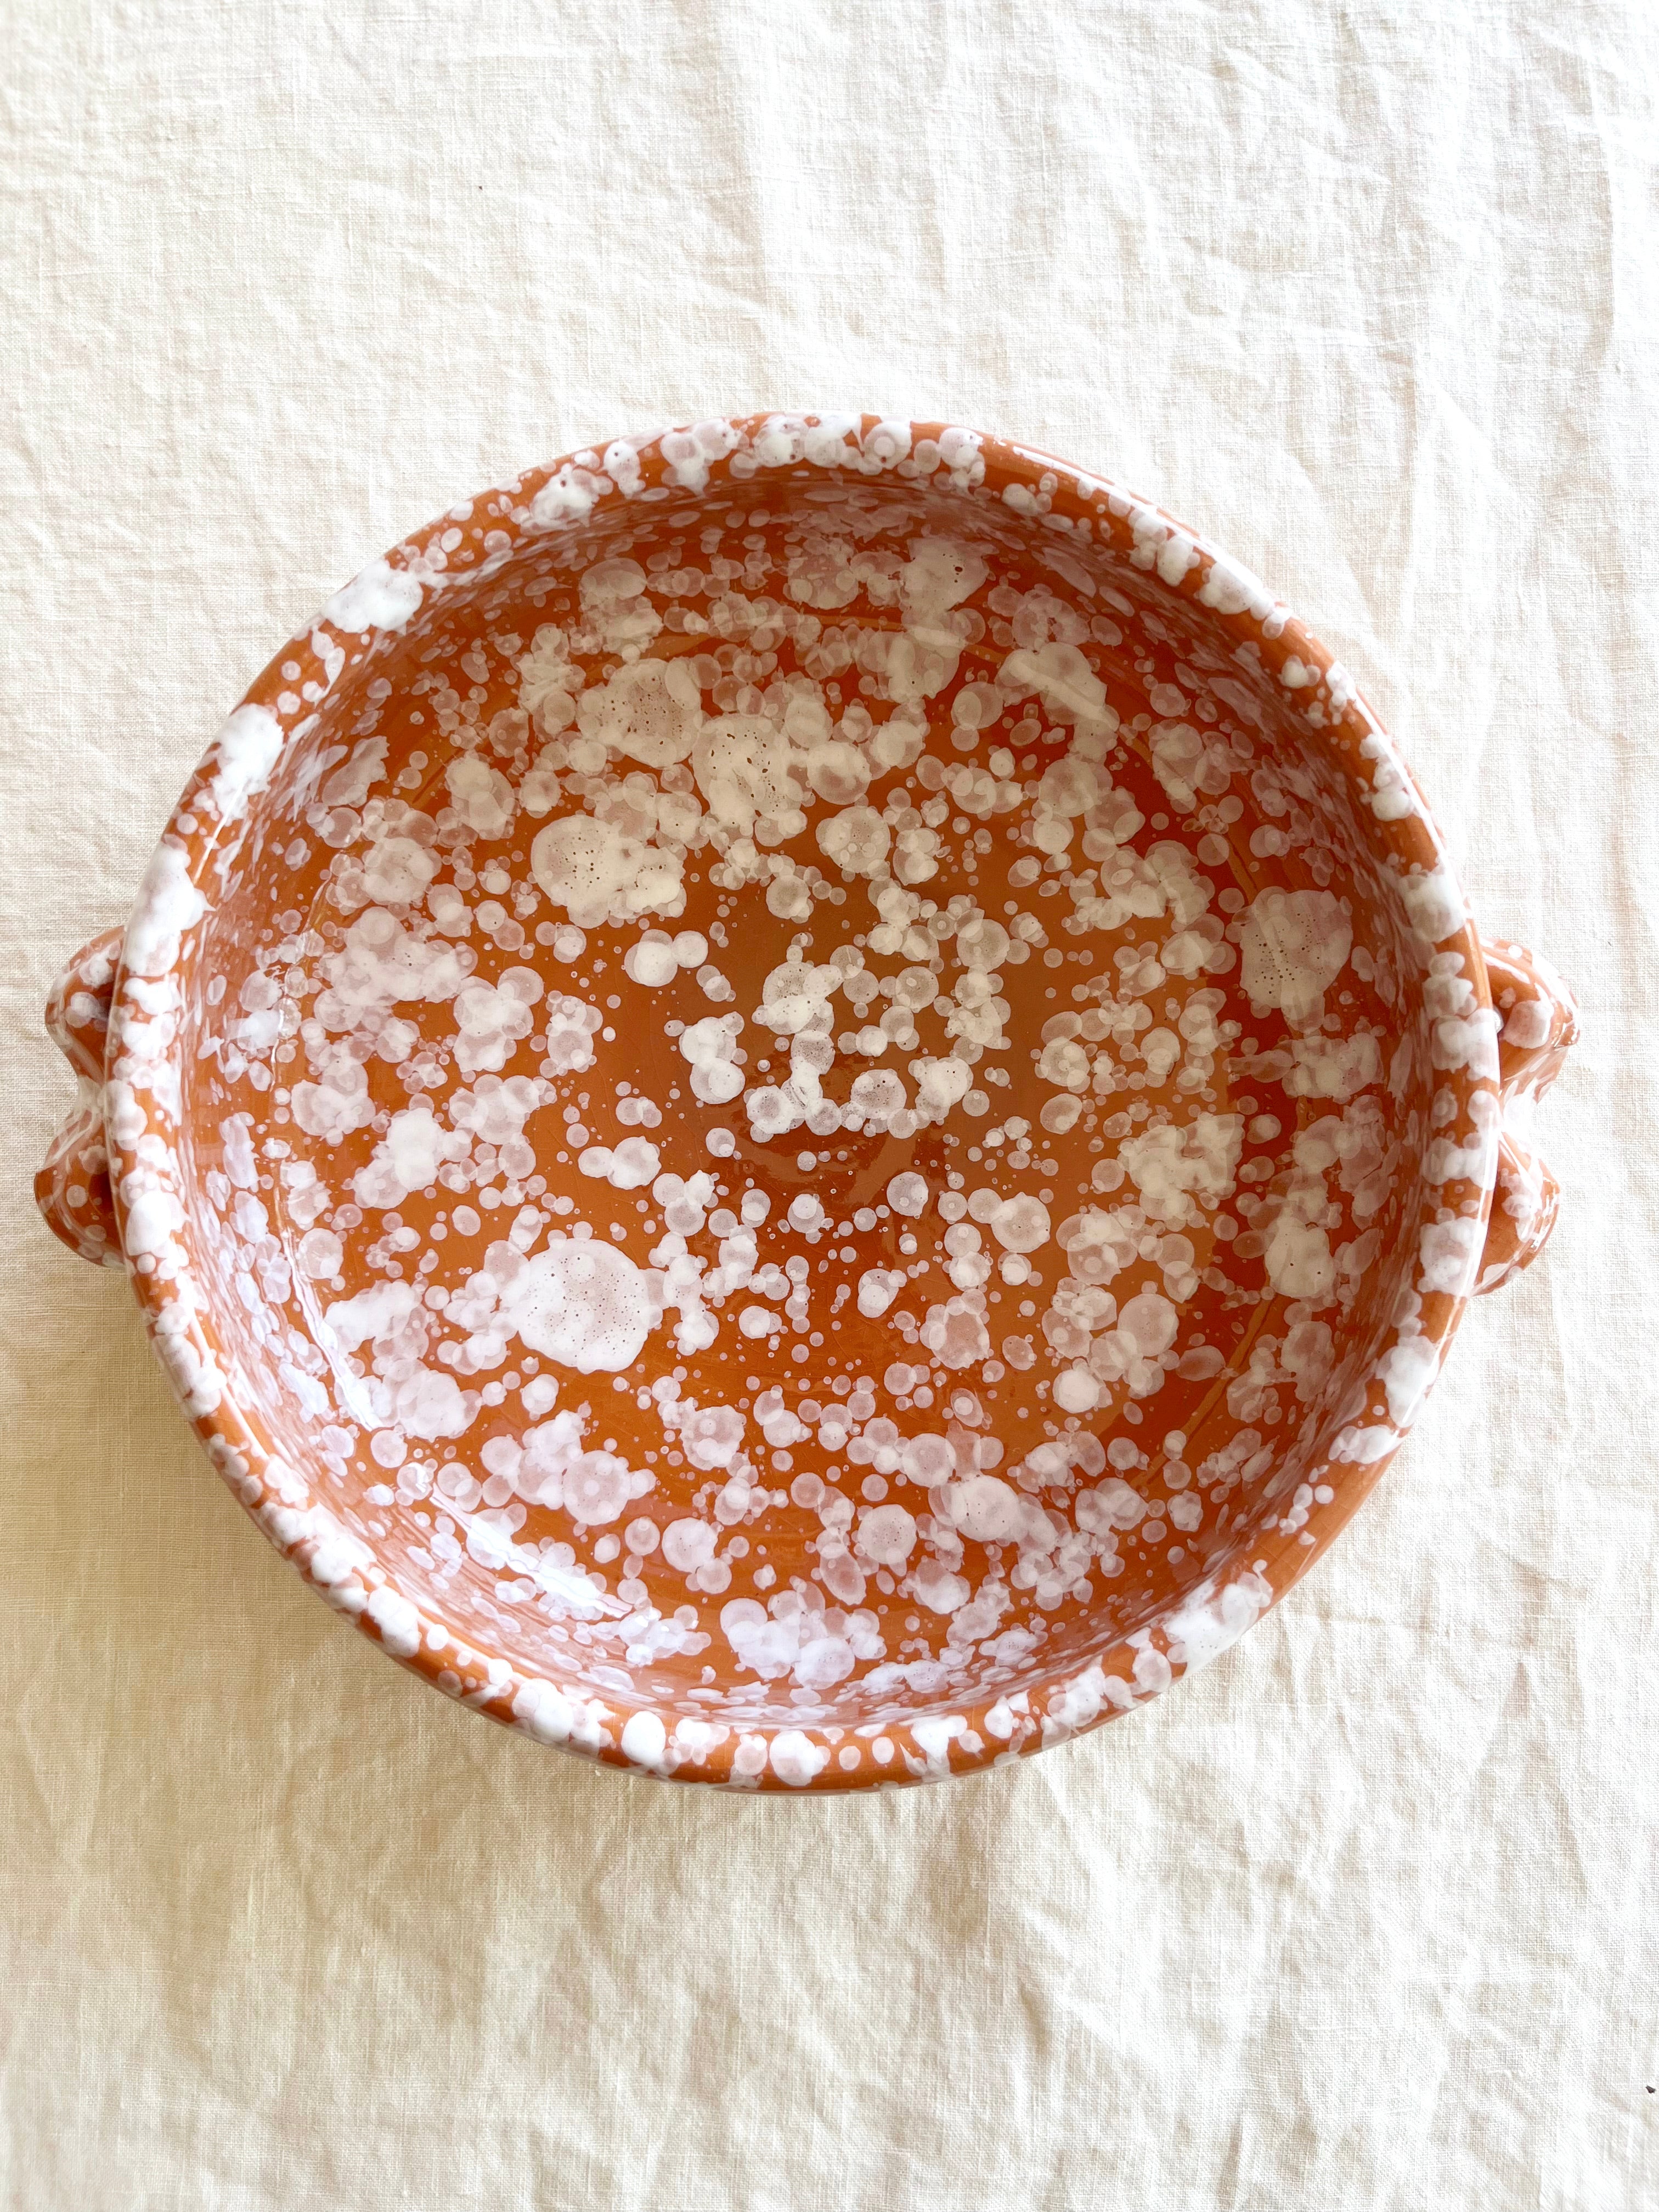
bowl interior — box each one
[172,450,1437,1735]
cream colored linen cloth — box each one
[4,3,1656,2205]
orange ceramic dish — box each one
[36,416,1575,1790]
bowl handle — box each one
[35,926,126,1270]
[1476,936,1579,1294]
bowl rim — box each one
[101,413,1502,1792]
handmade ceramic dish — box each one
[37,415,1576,1791]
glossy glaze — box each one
[36,416,1576,1788]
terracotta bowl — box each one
[37,416,1576,1791]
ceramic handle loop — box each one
[35,926,125,1269]
[1475,936,1578,1294]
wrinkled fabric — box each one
[3,3,1656,2206]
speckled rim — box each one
[100,415,1500,1790]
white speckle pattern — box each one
[69,414,1541,1792]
